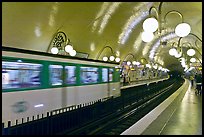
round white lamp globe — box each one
[190,58,196,63]
[143,17,158,32]
[132,61,137,65]
[175,23,191,37]
[146,64,151,68]
[103,56,108,61]
[142,31,154,42]
[158,66,162,70]
[169,48,177,56]
[65,45,73,53]
[187,49,195,56]
[127,61,131,66]
[109,56,115,61]
[174,51,182,58]
[135,61,140,66]
[69,49,76,56]
[115,57,120,62]
[51,47,59,54]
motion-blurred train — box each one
[2,47,121,123]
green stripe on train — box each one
[2,56,120,93]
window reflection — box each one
[109,68,114,82]
[80,67,98,84]
[49,65,63,86]
[2,61,42,89]
[65,66,76,84]
[102,68,108,82]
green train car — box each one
[2,47,120,124]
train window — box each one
[109,68,114,82]
[102,68,108,82]
[80,67,99,84]
[65,66,76,84]
[49,65,63,86]
[2,61,42,89]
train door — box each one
[107,68,110,97]
[108,68,114,97]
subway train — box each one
[2,47,121,123]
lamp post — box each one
[47,31,77,56]
[169,32,202,61]
[96,45,120,62]
[142,2,191,43]
[185,56,202,73]
[120,53,138,70]
[177,33,202,53]
[177,33,202,56]
[169,42,181,57]
[120,53,140,66]
[189,33,202,42]
[176,32,202,64]
[181,42,202,65]
[182,42,202,57]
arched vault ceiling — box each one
[2,2,202,72]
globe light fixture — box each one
[187,49,195,56]
[153,65,158,69]
[143,17,158,32]
[115,57,120,62]
[169,48,177,56]
[51,47,59,54]
[135,61,140,66]
[142,2,192,49]
[161,68,164,71]
[69,49,76,56]
[146,64,151,68]
[109,56,115,61]
[142,31,154,42]
[174,51,182,58]
[190,57,196,63]
[103,56,108,61]
[127,61,131,66]
[132,61,137,65]
[48,31,79,56]
[65,44,73,53]
[158,66,162,70]
[96,46,116,62]
[175,23,191,37]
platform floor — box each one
[121,77,168,89]
[142,80,202,135]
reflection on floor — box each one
[142,80,202,135]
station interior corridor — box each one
[2,2,202,135]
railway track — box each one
[66,78,184,135]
